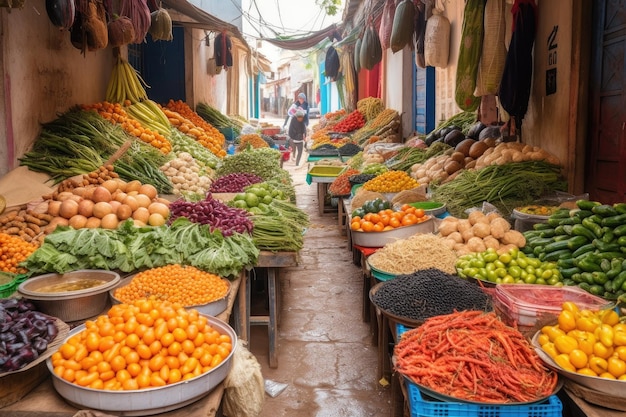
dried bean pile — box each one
[371,268,492,321]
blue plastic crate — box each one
[396,323,414,338]
[406,381,562,417]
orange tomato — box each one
[360,221,374,232]
[401,213,418,226]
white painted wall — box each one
[383,47,413,137]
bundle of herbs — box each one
[19,109,173,193]
[430,161,567,218]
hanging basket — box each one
[0,0,25,8]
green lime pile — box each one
[456,247,562,285]
[231,183,287,214]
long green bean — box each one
[431,161,567,218]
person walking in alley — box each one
[288,109,307,166]
[282,92,309,131]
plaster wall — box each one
[383,47,414,138]
[524,0,575,182]
[0,1,112,176]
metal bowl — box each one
[46,315,237,416]
[351,217,434,248]
[17,270,120,322]
[532,331,625,396]
[109,276,232,317]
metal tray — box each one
[351,217,434,248]
[531,330,626,397]
[369,282,425,329]
[109,275,231,317]
[47,315,237,416]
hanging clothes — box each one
[215,32,233,70]
[497,0,537,133]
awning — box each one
[261,24,342,50]
[161,0,249,50]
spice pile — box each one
[370,269,492,322]
[395,310,559,403]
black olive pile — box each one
[337,143,362,156]
[348,174,377,185]
[0,298,59,372]
[371,268,492,322]
[308,144,341,157]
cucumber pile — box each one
[523,199,626,300]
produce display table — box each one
[308,175,337,216]
[248,250,298,368]
[0,274,246,417]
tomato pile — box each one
[350,204,429,232]
[538,302,626,380]
[331,110,366,133]
[51,299,232,390]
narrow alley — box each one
[248,154,394,416]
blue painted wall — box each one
[414,64,435,135]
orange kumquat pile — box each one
[51,299,233,391]
[0,232,37,273]
[350,204,429,232]
[113,264,229,307]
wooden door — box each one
[587,0,626,204]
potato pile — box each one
[437,211,526,256]
[411,138,561,187]
[44,178,170,230]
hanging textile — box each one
[497,0,537,133]
[215,32,233,70]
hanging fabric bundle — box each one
[413,0,427,69]
[119,0,151,44]
[108,15,136,47]
[424,0,451,68]
[70,0,108,54]
[378,0,396,51]
[498,0,537,137]
[325,45,340,80]
[390,0,416,53]
[360,22,382,71]
[149,6,173,41]
[454,0,486,111]
[215,32,233,70]
[475,0,507,96]
[46,0,75,30]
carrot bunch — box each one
[394,310,558,404]
[161,107,226,158]
[163,100,226,158]
[82,102,172,154]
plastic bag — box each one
[287,103,298,117]
[264,379,288,398]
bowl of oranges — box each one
[350,204,434,247]
[46,300,237,416]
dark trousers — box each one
[291,140,304,165]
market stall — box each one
[0,274,244,416]
[248,251,299,368]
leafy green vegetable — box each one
[21,219,259,278]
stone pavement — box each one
[247,152,394,416]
